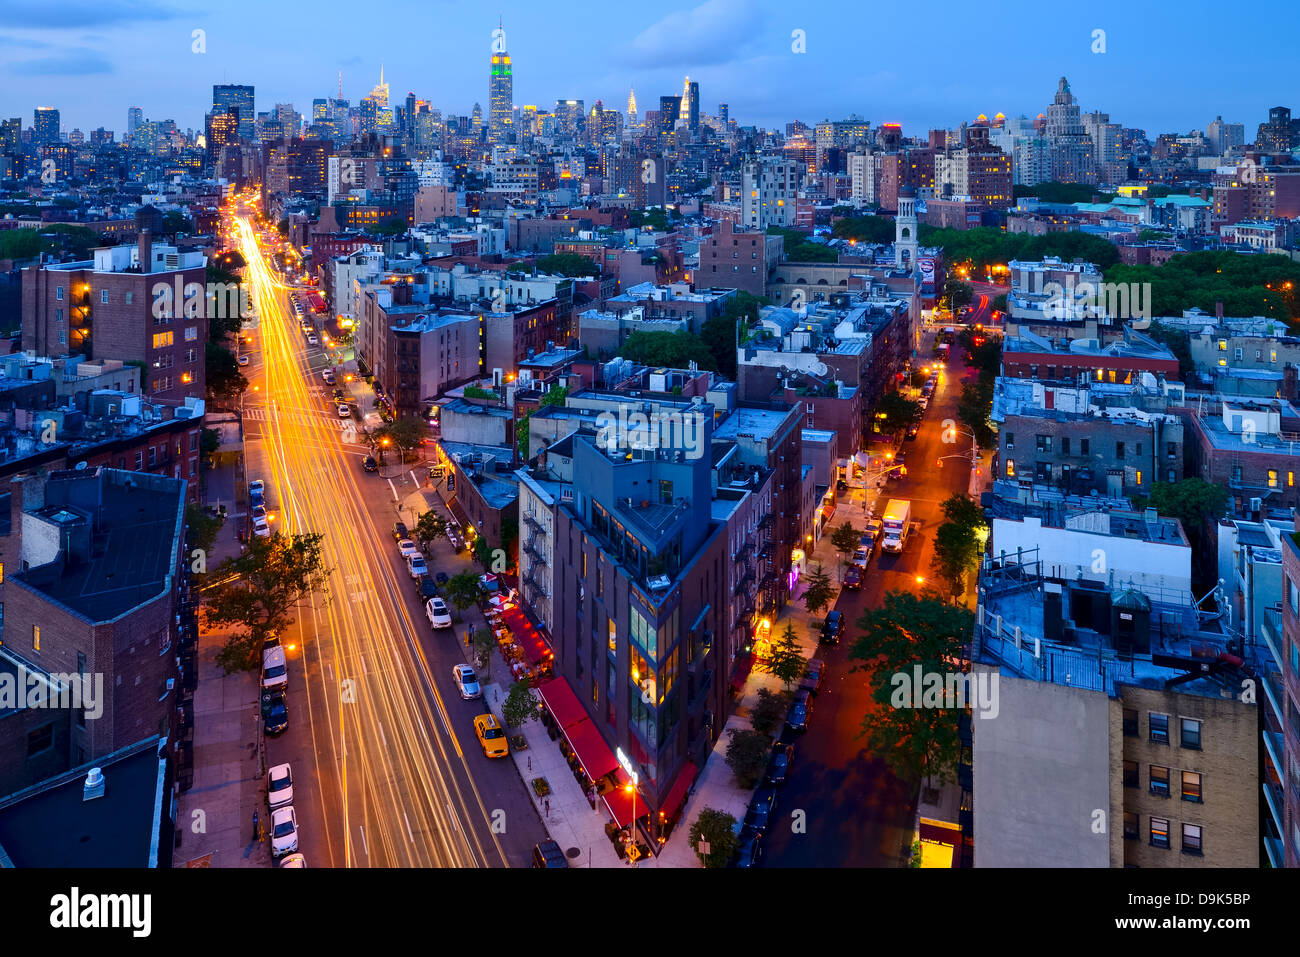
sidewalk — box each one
[175,462,271,868]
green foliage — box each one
[1102,251,1300,324]
[372,417,428,458]
[763,621,808,690]
[162,210,191,235]
[208,532,331,673]
[830,520,862,567]
[537,252,597,277]
[767,226,838,263]
[700,291,769,379]
[444,571,481,617]
[199,427,221,457]
[213,249,247,271]
[956,378,996,447]
[1134,480,1229,558]
[932,521,978,599]
[185,503,223,557]
[205,342,248,403]
[917,224,1120,276]
[503,680,539,728]
[618,329,716,370]
[725,728,772,788]
[0,228,45,260]
[689,808,740,868]
[371,218,408,237]
[942,279,974,312]
[628,208,674,232]
[991,293,1008,313]
[472,627,495,681]
[849,591,974,797]
[463,385,499,401]
[414,509,447,547]
[802,562,835,616]
[540,384,568,407]
[831,214,896,244]
[1145,323,1196,382]
[957,329,1003,379]
[506,261,532,273]
[874,391,923,434]
[276,217,289,236]
[1137,229,1169,243]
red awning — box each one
[603,775,646,829]
[659,761,698,821]
[502,606,552,666]
[536,677,586,730]
[307,291,326,312]
[562,718,618,782]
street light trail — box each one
[231,210,509,868]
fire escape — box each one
[521,510,548,605]
[756,511,776,620]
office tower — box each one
[127,106,143,137]
[205,111,239,162]
[1044,77,1095,184]
[1257,106,1294,152]
[659,96,681,134]
[627,88,637,126]
[368,66,389,109]
[1205,115,1245,155]
[312,99,328,121]
[742,155,804,229]
[718,103,728,126]
[489,20,513,147]
[212,84,254,140]
[554,100,585,138]
[682,78,699,132]
[33,107,60,147]
[0,117,20,154]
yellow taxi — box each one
[473,714,509,758]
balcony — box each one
[523,540,546,565]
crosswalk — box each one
[243,406,360,440]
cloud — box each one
[625,0,761,68]
[12,49,115,76]
[2,1,189,28]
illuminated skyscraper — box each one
[33,107,60,146]
[369,65,389,110]
[212,84,254,140]
[627,87,637,126]
[489,19,513,146]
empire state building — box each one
[489,20,513,146]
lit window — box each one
[1269,470,1279,488]
[32,625,39,651]
[1136,470,1143,485]
[1006,459,1015,478]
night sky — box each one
[2,0,1296,137]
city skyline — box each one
[3,0,1298,135]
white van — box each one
[261,645,288,691]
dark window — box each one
[1116,441,1125,459]
[1150,765,1170,797]
[1181,718,1202,749]
[1061,437,1071,456]
[27,724,54,757]
[1123,812,1139,840]
[1080,438,1090,456]
[1123,760,1139,788]
[1122,708,1138,736]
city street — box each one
[762,323,982,867]
[230,204,546,868]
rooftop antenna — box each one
[338,70,342,100]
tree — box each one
[700,291,769,378]
[849,591,974,801]
[185,503,223,558]
[503,679,539,728]
[161,210,191,236]
[689,808,740,868]
[536,252,597,277]
[874,391,923,434]
[750,687,788,735]
[763,621,807,690]
[931,521,979,599]
[472,627,496,682]
[831,214,896,244]
[206,532,331,673]
[371,417,428,462]
[830,520,862,570]
[1135,479,1229,562]
[802,562,835,615]
[414,509,447,549]
[200,427,221,459]
[618,329,716,370]
[725,728,772,788]
[956,379,995,447]
[444,571,481,622]
[942,279,973,312]
[371,218,408,237]
[767,227,838,263]
[205,342,248,405]
[941,493,985,531]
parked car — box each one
[261,645,288,691]
[252,515,271,538]
[853,546,870,568]
[267,763,294,809]
[307,334,319,345]
[451,664,481,700]
[844,567,861,590]
[801,659,825,695]
[251,503,267,520]
[238,354,250,366]
[415,575,439,602]
[906,424,919,440]
[407,554,428,578]
[322,369,335,385]
[337,403,350,417]
[765,744,793,786]
[248,479,265,503]
[397,539,419,559]
[277,853,306,868]
[434,571,449,586]
[363,455,378,472]
[744,787,777,833]
[426,597,452,629]
[730,827,763,868]
[474,713,509,758]
[821,610,842,644]
[392,522,409,542]
[786,696,809,733]
[263,691,289,736]
[532,840,569,868]
[270,806,299,858]
[865,518,883,540]
[836,478,849,493]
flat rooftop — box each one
[713,406,792,441]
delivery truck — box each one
[881,499,911,553]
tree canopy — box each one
[537,252,597,277]
[618,329,716,370]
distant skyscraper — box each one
[627,88,638,126]
[212,84,254,140]
[718,103,728,126]
[1256,106,1294,152]
[489,20,513,146]
[1205,115,1245,155]
[1044,77,1094,184]
[33,107,59,147]
[368,66,390,110]
[127,106,143,137]
[659,96,681,134]
[682,79,699,132]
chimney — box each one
[83,767,106,802]
[1215,300,1224,321]
[138,228,152,274]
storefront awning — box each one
[659,761,697,821]
[502,606,552,665]
[536,677,586,730]
[563,718,618,782]
[603,780,645,829]
[307,291,326,312]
